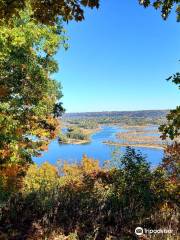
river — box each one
[33,125,164,167]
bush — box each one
[0,148,178,239]
[58,127,90,143]
[66,127,89,141]
[58,132,68,143]
[0,164,27,205]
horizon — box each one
[64,109,169,114]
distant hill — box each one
[63,110,169,119]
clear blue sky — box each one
[55,0,180,113]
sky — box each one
[54,0,180,113]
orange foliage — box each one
[0,164,27,192]
[61,155,100,184]
[62,154,100,176]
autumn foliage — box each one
[0,1,179,240]
[0,9,66,165]
[0,0,100,24]
[0,148,179,240]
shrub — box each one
[0,148,178,239]
[66,127,89,141]
[58,132,68,143]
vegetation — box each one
[0,0,179,239]
[1,0,180,25]
[140,0,180,155]
[63,110,168,127]
[159,77,180,140]
[66,127,90,141]
[0,9,66,166]
[64,118,99,130]
[58,127,90,144]
[58,131,69,144]
[105,135,165,150]
[64,110,168,121]
[0,148,178,239]
[139,0,180,21]
[104,126,169,149]
[0,0,100,24]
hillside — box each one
[63,110,169,119]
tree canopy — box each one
[1,0,180,25]
[0,148,178,239]
[0,9,66,165]
[139,0,180,21]
[159,74,180,140]
[0,0,100,24]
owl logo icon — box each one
[135,227,143,236]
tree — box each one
[0,0,100,24]
[139,0,180,21]
[0,9,66,165]
[0,149,178,239]
[2,0,180,24]
[162,142,180,182]
[140,1,180,142]
[159,76,180,140]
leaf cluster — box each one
[0,0,100,25]
[0,10,66,164]
[139,0,180,21]
[0,148,178,239]
[159,74,180,140]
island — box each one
[103,125,167,150]
[58,126,99,144]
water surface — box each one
[33,126,163,167]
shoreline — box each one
[61,139,91,145]
[119,124,158,129]
[103,141,165,150]
[58,127,101,145]
[113,124,165,150]
[59,124,167,149]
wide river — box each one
[33,125,164,167]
